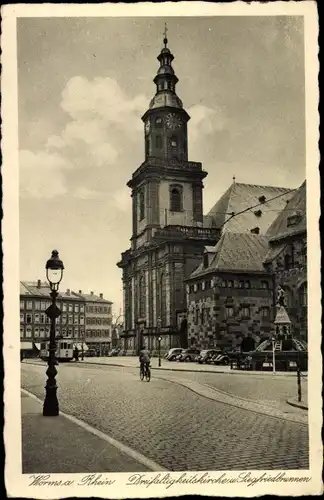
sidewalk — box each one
[21,390,160,473]
[78,356,306,378]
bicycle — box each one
[140,362,151,382]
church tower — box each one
[118,28,219,353]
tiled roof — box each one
[71,291,112,304]
[205,182,295,234]
[266,181,306,242]
[189,232,270,279]
[20,281,81,300]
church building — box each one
[117,33,219,353]
[117,33,306,354]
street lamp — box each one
[156,317,162,366]
[81,331,84,361]
[271,336,276,374]
[157,337,162,367]
[43,250,64,417]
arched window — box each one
[139,191,145,220]
[170,186,182,212]
[299,283,307,307]
[139,276,146,317]
[170,136,178,148]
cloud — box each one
[19,149,72,199]
[20,76,149,199]
[189,104,227,143]
[73,187,103,200]
[111,187,132,212]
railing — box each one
[155,225,219,241]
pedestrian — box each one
[74,346,79,362]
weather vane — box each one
[163,22,168,47]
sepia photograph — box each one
[2,2,322,498]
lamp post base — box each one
[43,387,59,416]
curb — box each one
[23,359,306,377]
[286,398,308,411]
[80,360,301,377]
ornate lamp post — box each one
[271,335,276,374]
[156,317,162,366]
[157,337,162,367]
[43,250,64,417]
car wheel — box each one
[169,356,175,361]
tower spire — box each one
[163,22,168,48]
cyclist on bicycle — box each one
[139,346,151,375]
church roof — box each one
[189,232,270,279]
[205,182,295,234]
[149,91,183,110]
[266,180,306,242]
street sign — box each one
[45,304,62,319]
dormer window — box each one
[203,254,209,268]
[250,227,260,234]
[254,210,262,217]
[287,211,302,227]
[258,195,266,204]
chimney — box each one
[79,290,82,294]
[100,293,103,299]
[90,291,94,295]
[37,279,41,288]
[66,289,70,295]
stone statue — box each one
[276,286,286,308]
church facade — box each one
[117,35,218,353]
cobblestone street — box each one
[21,362,309,472]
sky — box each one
[18,16,306,316]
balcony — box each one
[154,225,220,243]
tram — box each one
[39,337,74,362]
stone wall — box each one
[187,272,274,349]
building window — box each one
[20,313,24,324]
[34,327,40,337]
[80,304,85,313]
[170,186,182,212]
[80,316,85,325]
[74,304,79,313]
[239,281,245,289]
[62,303,67,312]
[155,117,163,127]
[74,316,78,325]
[40,327,45,338]
[26,301,33,310]
[261,280,269,289]
[34,313,40,324]
[301,241,307,266]
[227,280,233,288]
[244,281,251,289]
[195,306,199,324]
[284,245,295,270]
[68,315,73,325]
[34,301,40,310]
[201,304,205,323]
[61,314,67,324]
[170,136,177,148]
[40,301,47,310]
[241,306,250,318]
[26,326,32,338]
[155,135,162,149]
[226,306,234,318]
[299,283,307,307]
[26,313,32,324]
[68,304,73,313]
[139,190,145,221]
[20,300,24,310]
[205,280,211,290]
[261,307,270,319]
[20,326,24,338]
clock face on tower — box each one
[166,113,182,130]
[145,119,151,135]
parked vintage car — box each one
[196,349,222,364]
[165,348,183,361]
[177,348,201,362]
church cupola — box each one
[142,24,190,163]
